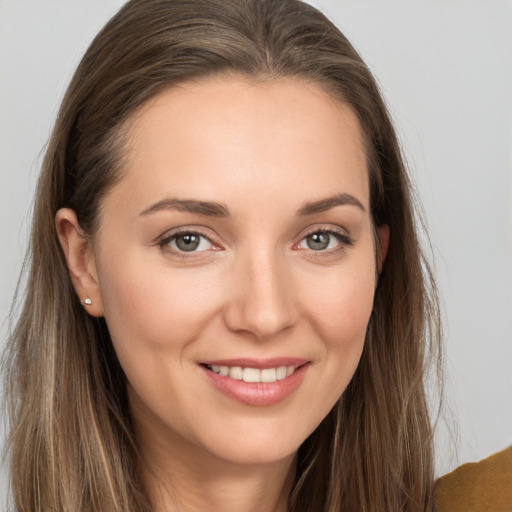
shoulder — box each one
[435,446,512,511]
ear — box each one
[376,224,390,275]
[55,208,104,317]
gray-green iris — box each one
[307,232,330,250]
[176,234,200,251]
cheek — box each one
[300,256,375,407]
[286,255,377,433]
[303,259,377,350]
[96,257,228,420]
[96,253,222,362]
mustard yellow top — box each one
[435,446,512,511]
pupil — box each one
[307,232,329,250]
[176,234,200,251]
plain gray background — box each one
[1,0,511,502]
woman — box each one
[2,0,441,510]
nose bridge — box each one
[223,244,296,339]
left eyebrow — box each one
[297,193,366,216]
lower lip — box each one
[201,364,310,406]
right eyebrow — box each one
[139,198,230,218]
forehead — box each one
[109,75,369,216]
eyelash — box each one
[157,228,217,259]
[157,226,353,258]
[296,228,353,256]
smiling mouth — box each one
[204,364,297,383]
[200,360,310,406]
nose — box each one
[222,249,298,339]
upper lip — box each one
[200,357,309,369]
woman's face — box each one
[89,76,387,466]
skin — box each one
[57,75,389,512]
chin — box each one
[209,438,299,467]
[190,415,317,467]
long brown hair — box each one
[2,0,441,510]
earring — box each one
[83,298,92,306]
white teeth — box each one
[208,364,298,382]
[243,367,260,382]
[260,368,277,383]
[276,366,287,380]
[229,366,243,380]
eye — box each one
[161,231,213,253]
[297,229,351,252]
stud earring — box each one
[83,298,92,306]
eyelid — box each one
[301,224,351,239]
[157,227,222,256]
[294,225,353,253]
